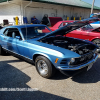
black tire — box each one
[92,39,100,48]
[35,56,55,78]
[0,45,5,55]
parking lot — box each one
[0,54,100,100]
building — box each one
[0,0,100,25]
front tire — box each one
[92,39,100,48]
[35,56,55,78]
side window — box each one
[59,22,68,28]
[4,28,22,39]
[3,29,9,36]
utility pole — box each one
[91,0,95,14]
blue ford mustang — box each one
[0,18,99,78]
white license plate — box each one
[87,63,93,71]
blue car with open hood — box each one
[0,18,99,78]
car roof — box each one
[5,24,46,29]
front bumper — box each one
[57,54,98,71]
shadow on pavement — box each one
[51,57,100,83]
[51,70,69,80]
[71,58,100,83]
[0,91,71,100]
[0,60,30,88]
[0,59,71,100]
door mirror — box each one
[16,36,21,39]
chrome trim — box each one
[57,54,98,70]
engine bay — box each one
[40,36,97,55]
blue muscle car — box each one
[0,18,99,78]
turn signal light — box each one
[55,58,59,63]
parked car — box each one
[68,24,100,48]
[48,20,100,48]
[0,18,99,78]
[90,13,100,28]
[49,20,74,31]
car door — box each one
[1,28,16,51]
[1,28,9,49]
[6,28,17,52]
[2,28,24,55]
[11,28,24,55]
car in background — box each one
[0,18,99,78]
[48,20,100,48]
[49,20,74,31]
[67,24,100,48]
[90,13,100,28]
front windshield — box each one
[81,24,94,31]
[21,26,51,40]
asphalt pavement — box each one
[0,54,100,100]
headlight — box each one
[96,49,100,53]
[69,58,76,66]
[70,58,75,63]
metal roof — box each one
[26,0,100,10]
[0,0,100,10]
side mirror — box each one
[16,36,21,39]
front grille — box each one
[60,59,67,64]
[69,52,94,66]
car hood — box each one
[26,39,80,58]
[91,27,100,32]
[38,18,100,40]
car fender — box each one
[33,52,53,63]
[90,37,100,42]
[32,52,64,69]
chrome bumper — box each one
[57,54,98,71]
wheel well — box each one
[33,54,56,71]
[33,54,41,62]
[33,54,51,62]
[91,38,100,42]
[33,54,53,65]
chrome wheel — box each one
[37,60,48,76]
[35,56,56,78]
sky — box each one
[82,0,100,7]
